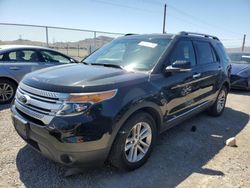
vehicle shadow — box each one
[16,107,249,188]
[0,104,10,111]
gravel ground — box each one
[0,91,250,188]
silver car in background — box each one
[0,45,78,104]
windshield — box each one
[83,37,172,71]
[229,53,250,64]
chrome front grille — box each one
[15,82,69,125]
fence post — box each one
[45,26,49,47]
[78,44,80,57]
[93,31,97,53]
[89,46,92,54]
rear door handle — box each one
[218,66,222,71]
[193,73,201,79]
[9,66,20,70]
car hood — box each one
[22,64,149,93]
[231,63,250,75]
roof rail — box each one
[179,31,219,41]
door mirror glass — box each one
[172,60,191,69]
[165,60,191,72]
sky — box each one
[0,0,249,47]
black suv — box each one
[11,32,231,170]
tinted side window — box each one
[170,40,196,66]
[0,53,14,61]
[194,41,214,64]
[0,52,11,61]
[8,51,16,61]
[216,43,230,62]
[40,50,71,64]
[0,50,40,62]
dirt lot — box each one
[0,91,250,188]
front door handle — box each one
[9,66,20,70]
[193,73,201,79]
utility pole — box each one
[45,26,49,47]
[242,34,246,52]
[162,3,167,34]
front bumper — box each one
[230,75,250,90]
[11,104,111,166]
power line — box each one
[168,13,211,30]
[92,0,160,14]
[167,4,242,36]
[220,38,242,41]
[141,0,243,36]
[91,0,244,39]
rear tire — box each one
[0,79,17,104]
[247,79,250,91]
[207,86,228,117]
[109,112,157,171]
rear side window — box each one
[9,51,17,60]
[216,43,230,62]
[169,40,196,66]
[194,41,215,64]
[0,50,40,62]
[0,51,17,62]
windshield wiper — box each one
[90,63,124,69]
[81,61,89,65]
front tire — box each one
[109,112,157,171]
[0,79,17,104]
[207,86,228,116]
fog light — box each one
[61,154,74,164]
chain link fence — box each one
[0,23,249,58]
[0,23,124,60]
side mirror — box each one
[165,60,191,72]
[70,58,78,63]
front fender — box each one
[106,99,163,154]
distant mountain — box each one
[53,36,113,49]
[0,39,47,47]
[226,47,250,53]
[0,36,114,50]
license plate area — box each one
[14,115,29,139]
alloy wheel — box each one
[124,122,152,163]
[0,83,14,102]
[217,89,226,113]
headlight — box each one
[56,89,117,116]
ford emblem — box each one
[19,94,30,104]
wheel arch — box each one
[0,76,19,87]
[106,101,163,158]
[222,80,230,92]
[137,107,162,132]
